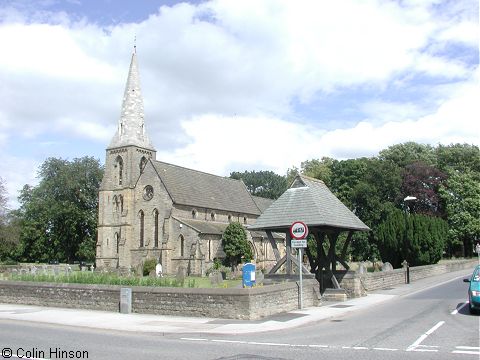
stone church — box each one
[95,51,284,275]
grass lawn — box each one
[6,271,242,288]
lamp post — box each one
[403,196,417,284]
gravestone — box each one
[30,266,37,275]
[356,262,367,274]
[209,271,223,286]
[176,266,186,283]
[41,265,48,275]
[381,262,393,272]
[53,267,59,276]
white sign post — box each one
[290,221,308,309]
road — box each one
[0,274,478,360]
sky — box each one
[0,0,478,209]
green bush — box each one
[142,258,157,276]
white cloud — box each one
[0,0,477,207]
[161,68,479,175]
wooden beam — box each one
[339,231,353,271]
[268,255,286,274]
[290,252,310,274]
[266,230,281,262]
[286,231,292,275]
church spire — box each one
[108,49,154,150]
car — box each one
[463,265,480,314]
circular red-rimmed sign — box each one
[290,221,309,240]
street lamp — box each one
[402,196,417,284]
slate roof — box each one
[252,196,274,213]
[249,175,370,232]
[175,218,228,235]
[152,161,262,215]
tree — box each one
[230,170,288,199]
[439,170,480,257]
[400,162,447,216]
[222,222,253,270]
[17,157,103,263]
[379,142,436,168]
[300,157,334,186]
[0,177,20,261]
[375,208,447,267]
[436,143,480,173]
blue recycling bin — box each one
[242,263,256,288]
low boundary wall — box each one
[0,279,319,320]
[335,259,478,297]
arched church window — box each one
[228,214,232,223]
[210,212,216,221]
[243,216,247,224]
[114,232,119,254]
[119,195,124,213]
[153,209,159,248]
[115,156,124,185]
[139,210,145,248]
[192,209,197,219]
[140,156,148,173]
[179,235,185,257]
[113,195,118,212]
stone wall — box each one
[336,259,478,297]
[0,279,319,320]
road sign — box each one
[290,221,308,240]
[291,239,307,248]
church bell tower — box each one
[96,48,156,270]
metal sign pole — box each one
[299,247,303,309]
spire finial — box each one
[134,35,137,54]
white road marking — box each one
[180,337,208,341]
[211,339,247,344]
[373,347,399,351]
[452,350,480,355]
[406,321,445,352]
[451,302,469,315]
[247,341,290,347]
[308,345,328,348]
[179,335,474,355]
[453,346,480,355]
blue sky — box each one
[0,0,478,208]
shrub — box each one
[142,258,157,276]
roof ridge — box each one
[153,159,242,183]
[299,174,325,184]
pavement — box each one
[0,269,473,335]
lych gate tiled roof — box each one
[152,161,262,215]
[249,175,370,232]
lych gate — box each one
[248,175,370,293]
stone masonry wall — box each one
[336,259,478,297]
[0,279,319,320]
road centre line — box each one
[406,321,445,352]
[373,347,398,351]
[453,346,480,355]
[452,350,480,355]
[451,302,469,315]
